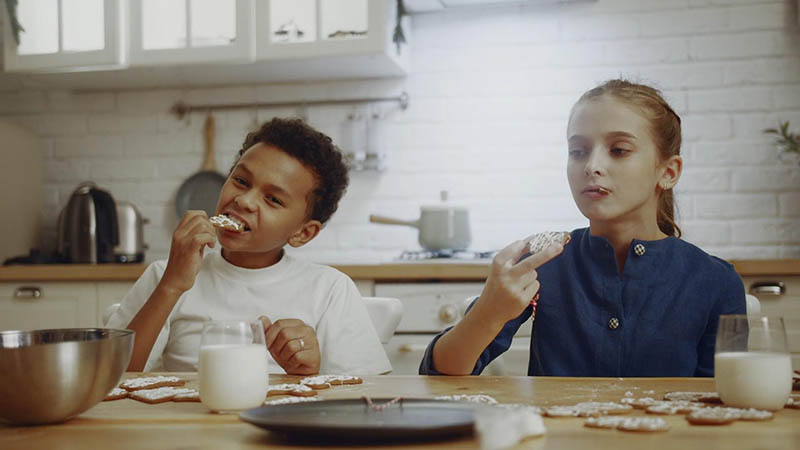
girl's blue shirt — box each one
[419,227,746,377]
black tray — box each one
[239,398,476,441]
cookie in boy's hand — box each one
[526,231,571,256]
[209,214,244,232]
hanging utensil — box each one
[174,114,227,218]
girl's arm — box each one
[430,240,564,375]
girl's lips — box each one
[582,186,611,198]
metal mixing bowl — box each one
[0,328,134,425]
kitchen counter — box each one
[0,259,797,282]
[1,373,798,449]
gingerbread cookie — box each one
[584,416,626,429]
[620,397,658,409]
[545,402,632,418]
[299,375,363,389]
[663,391,720,404]
[172,390,201,403]
[645,401,701,415]
[120,376,186,392]
[737,408,774,421]
[103,387,128,401]
[616,417,670,433]
[526,231,571,255]
[686,407,742,425]
[209,214,244,232]
[266,383,318,397]
[263,396,322,406]
[129,387,196,404]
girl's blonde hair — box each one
[573,79,683,238]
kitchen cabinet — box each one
[741,275,800,371]
[0,282,97,330]
[128,0,254,66]
[2,0,409,89]
[2,0,124,72]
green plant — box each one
[763,121,800,165]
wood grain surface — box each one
[1,373,798,449]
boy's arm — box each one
[126,211,217,371]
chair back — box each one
[103,298,404,344]
[362,296,403,344]
[745,294,761,316]
[103,303,121,326]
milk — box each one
[714,351,792,410]
[198,344,269,412]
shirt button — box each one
[633,243,646,256]
[609,317,620,329]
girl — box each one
[419,79,745,377]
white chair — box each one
[745,294,761,316]
[362,296,403,344]
[102,297,403,344]
[103,303,121,326]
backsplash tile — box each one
[0,0,797,262]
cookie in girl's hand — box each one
[525,231,571,256]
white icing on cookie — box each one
[120,376,184,390]
[263,396,322,406]
[210,215,243,231]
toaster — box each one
[57,182,119,264]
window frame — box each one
[2,0,125,72]
[127,0,255,66]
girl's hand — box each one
[260,316,321,375]
[159,211,217,294]
[475,239,564,327]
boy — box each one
[108,118,391,375]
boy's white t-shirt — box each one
[107,249,392,375]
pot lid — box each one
[420,191,468,212]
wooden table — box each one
[2,374,798,449]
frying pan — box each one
[175,115,227,218]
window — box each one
[128,0,254,65]
[2,0,124,72]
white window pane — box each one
[16,0,59,55]
[142,0,187,50]
[190,0,236,47]
[62,0,105,52]
[270,0,316,44]
[321,0,368,41]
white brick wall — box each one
[0,0,798,262]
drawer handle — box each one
[14,286,42,299]
[749,282,785,296]
[398,344,428,353]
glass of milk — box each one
[715,314,791,410]
[198,320,270,413]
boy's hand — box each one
[259,316,321,375]
[159,211,217,294]
[474,239,564,327]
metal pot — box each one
[369,194,471,251]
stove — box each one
[396,249,496,261]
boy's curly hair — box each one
[231,118,349,225]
